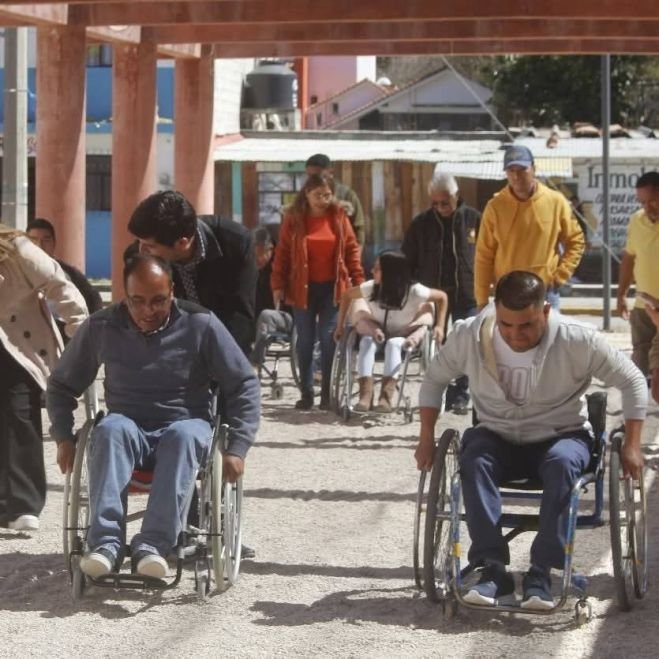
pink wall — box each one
[307,56,376,106]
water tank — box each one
[242,60,297,111]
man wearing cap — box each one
[474,145,584,310]
[305,153,366,244]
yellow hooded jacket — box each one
[474,182,584,306]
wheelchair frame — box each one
[63,411,244,601]
[258,325,299,400]
[329,326,434,422]
[413,392,648,624]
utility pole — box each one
[2,27,29,229]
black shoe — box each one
[451,397,469,415]
[295,390,314,410]
[241,543,256,559]
[521,565,554,610]
[463,562,515,606]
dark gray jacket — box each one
[401,201,480,308]
[47,299,260,458]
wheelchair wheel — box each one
[223,478,243,586]
[609,431,647,610]
[330,329,358,416]
[413,470,430,589]
[423,429,460,603]
[208,441,226,592]
[64,416,95,570]
[71,555,87,600]
[271,382,284,400]
[421,330,436,374]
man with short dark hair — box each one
[616,170,659,396]
[27,218,103,315]
[127,191,257,355]
[47,254,259,579]
[415,270,646,610]
[305,153,365,244]
[475,146,585,310]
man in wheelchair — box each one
[415,270,647,610]
[47,255,259,580]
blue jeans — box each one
[86,413,212,558]
[293,281,338,395]
[459,426,591,571]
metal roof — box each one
[516,136,659,160]
[213,135,572,179]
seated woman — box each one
[335,250,447,412]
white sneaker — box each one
[8,515,39,532]
[135,552,168,579]
[80,548,115,578]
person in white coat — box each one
[0,224,87,532]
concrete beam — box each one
[0,4,67,26]
[86,24,141,44]
[211,38,659,58]
[147,19,659,44]
[70,1,659,27]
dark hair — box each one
[305,153,331,169]
[288,173,337,219]
[253,226,274,248]
[494,271,546,310]
[123,254,173,289]
[372,250,411,309]
[27,217,56,239]
[128,190,197,247]
[636,171,659,191]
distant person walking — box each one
[616,170,659,398]
[271,173,364,410]
[474,145,584,310]
[305,153,366,244]
[402,173,480,414]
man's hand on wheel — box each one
[415,436,435,472]
[621,442,644,480]
[57,439,76,474]
[223,454,245,482]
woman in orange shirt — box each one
[271,173,364,410]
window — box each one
[310,95,318,105]
[331,102,339,115]
[86,45,113,67]
[86,156,111,211]
[316,112,323,127]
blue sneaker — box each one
[463,563,514,606]
[521,566,554,610]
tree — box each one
[489,55,654,127]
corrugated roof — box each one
[214,135,572,179]
[516,136,659,160]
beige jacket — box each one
[0,235,88,389]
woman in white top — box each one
[335,250,447,412]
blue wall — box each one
[85,211,112,278]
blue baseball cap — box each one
[503,145,534,169]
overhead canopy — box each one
[214,134,573,179]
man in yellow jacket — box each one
[474,145,585,309]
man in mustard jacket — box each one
[474,146,584,309]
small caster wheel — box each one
[71,556,86,600]
[341,405,351,421]
[442,596,458,619]
[271,383,284,400]
[574,599,592,626]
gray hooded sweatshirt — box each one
[419,308,647,444]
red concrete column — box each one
[111,42,158,299]
[35,26,86,270]
[174,53,215,214]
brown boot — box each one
[374,377,397,412]
[354,377,374,412]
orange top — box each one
[306,215,337,282]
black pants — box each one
[0,342,46,524]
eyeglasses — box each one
[126,295,171,311]
[431,200,454,209]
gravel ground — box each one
[1,324,658,658]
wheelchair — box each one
[413,392,648,624]
[329,325,435,422]
[258,325,299,400]
[63,408,243,602]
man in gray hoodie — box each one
[47,255,260,580]
[416,270,646,611]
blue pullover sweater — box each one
[47,299,260,458]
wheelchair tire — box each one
[70,555,86,600]
[209,441,226,592]
[223,478,243,586]
[64,417,95,570]
[413,470,429,590]
[423,429,460,603]
[290,326,300,389]
[609,432,638,611]
[271,383,284,400]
